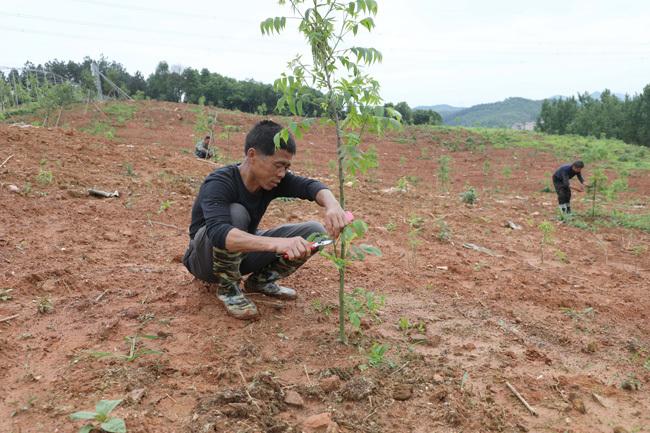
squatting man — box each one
[183,120,347,319]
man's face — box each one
[251,149,293,190]
[572,165,582,173]
[203,137,210,145]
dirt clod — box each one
[393,384,413,401]
[303,412,331,429]
[319,376,341,393]
[340,376,375,401]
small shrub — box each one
[461,186,477,205]
[36,168,53,185]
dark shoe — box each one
[244,279,297,300]
[216,284,258,319]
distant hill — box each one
[414,104,466,115]
[441,97,543,128]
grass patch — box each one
[566,209,650,233]
[82,121,115,139]
[104,103,138,125]
[474,128,650,172]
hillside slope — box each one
[442,97,543,128]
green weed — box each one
[70,399,126,433]
[461,186,478,205]
[104,103,137,125]
[91,334,161,363]
[344,288,385,332]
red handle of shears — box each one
[281,211,355,259]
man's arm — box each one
[225,229,312,259]
[315,189,347,239]
[577,172,585,184]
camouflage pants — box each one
[183,203,326,285]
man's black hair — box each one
[205,135,211,139]
[573,160,584,168]
[244,120,296,156]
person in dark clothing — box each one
[183,120,347,319]
[552,161,586,214]
[195,135,214,159]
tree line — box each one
[536,86,650,147]
[0,57,441,124]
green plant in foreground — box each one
[263,0,394,343]
[36,160,53,185]
[538,220,554,263]
[343,287,385,331]
[398,317,411,332]
[461,186,477,205]
[70,399,126,433]
[91,334,161,362]
[361,342,390,370]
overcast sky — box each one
[2,0,649,107]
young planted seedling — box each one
[587,168,608,218]
[70,399,126,433]
[461,186,477,205]
[91,335,161,363]
[437,155,451,191]
[538,220,554,263]
[263,0,397,342]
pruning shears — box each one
[280,211,353,259]
[281,239,333,259]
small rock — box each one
[571,398,586,414]
[303,412,331,429]
[432,374,444,384]
[392,384,413,401]
[128,388,146,404]
[8,184,20,193]
[284,390,304,407]
[319,376,341,393]
[325,422,339,433]
[613,427,628,433]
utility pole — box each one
[91,62,103,101]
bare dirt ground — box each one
[1,100,649,433]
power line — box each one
[68,0,255,24]
[0,11,246,42]
[0,25,289,58]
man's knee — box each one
[230,203,250,231]
[299,221,326,238]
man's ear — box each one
[245,148,256,159]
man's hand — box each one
[274,237,313,260]
[324,206,347,239]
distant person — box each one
[182,120,347,320]
[195,135,214,159]
[552,160,586,215]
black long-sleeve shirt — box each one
[188,164,328,249]
[552,163,584,187]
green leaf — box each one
[89,351,113,359]
[359,17,375,31]
[70,411,98,421]
[79,425,94,433]
[273,132,281,149]
[101,417,127,433]
[360,244,381,256]
[95,400,122,416]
